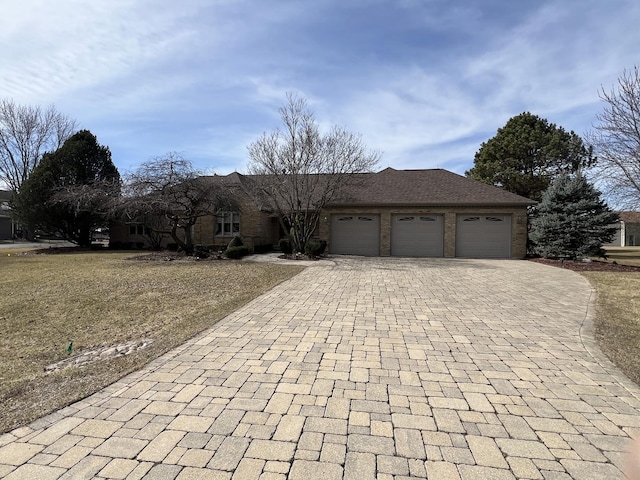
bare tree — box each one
[247,93,380,252]
[589,66,640,208]
[121,153,236,254]
[0,99,77,193]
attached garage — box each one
[391,214,443,257]
[456,215,512,258]
[331,214,380,256]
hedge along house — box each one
[111,168,535,258]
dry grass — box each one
[582,272,640,386]
[0,249,303,433]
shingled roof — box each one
[328,168,535,207]
[619,211,640,223]
[206,168,536,208]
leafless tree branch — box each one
[588,66,640,209]
[0,99,77,193]
[247,93,380,252]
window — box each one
[399,216,414,222]
[129,224,149,235]
[463,217,480,222]
[485,217,504,222]
[216,212,240,236]
[420,216,436,221]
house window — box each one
[129,224,148,235]
[216,212,240,236]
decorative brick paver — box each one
[1,257,639,479]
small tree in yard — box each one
[247,93,380,253]
[530,172,618,259]
[121,153,236,255]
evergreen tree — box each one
[466,112,595,202]
[15,130,120,246]
[530,172,618,259]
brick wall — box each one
[193,193,277,251]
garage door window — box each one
[486,217,503,221]
[420,217,436,221]
[463,217,480,222]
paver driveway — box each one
[1,258,639,479]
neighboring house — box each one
[0,190,15,240]
[111,168,535,258]
[604,211,640,247]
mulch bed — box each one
[529,257,640,272]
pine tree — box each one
[530,172,619,259]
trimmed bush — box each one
[225,245,249,259]
[305,239,327,257]
[228,236,244,248]
[279,238,293,254]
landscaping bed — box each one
[529,257,640,272]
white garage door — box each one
[391,215,443,257]
[331,214,380,256]
[456,215,511,258]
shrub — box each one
[135,241,145,249]
[167,243,179,252]
[279,238,293,254]
[305,239,327,257]
[228,236,244,248]
[225,245,249,259]
[108,240,123,250]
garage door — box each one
[391,215,443,257]
[331,214,380,256]
[456,215,511,258]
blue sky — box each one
[2,0,639,177]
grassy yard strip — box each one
[581,271,640,386]
[0,250,303,433]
